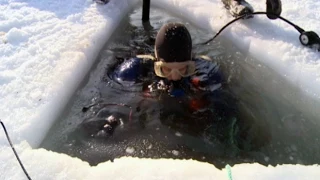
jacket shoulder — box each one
[112,57,154,82]
[191,56,223,91]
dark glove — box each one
[80,107,123,138]
[81,115,122,138]
[266,0,282,19]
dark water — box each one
[41,7,320,168]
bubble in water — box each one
[172,150,179,156]
[126,147,135,154]
[175,132,182,137]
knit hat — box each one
[155,22,192,62]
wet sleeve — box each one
[191,58,223,92]
[112,57,153,82]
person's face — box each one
[161,62,187,81]
[154,61,196,81]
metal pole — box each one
[142,0,150,22]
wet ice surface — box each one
[41,8,320,168]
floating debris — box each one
[175,132,182,137]
[172,150,179,156]
[126,147,135,154]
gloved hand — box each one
[266,0,282,19]
[81,115,122,138]
[80,107,124,138]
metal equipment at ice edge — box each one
[200,12,320,52]
[142,0,150,22]
[141,1,320,51]
[299,31,320,51]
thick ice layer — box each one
[0,0,320,179]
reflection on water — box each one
[41,7,320,168]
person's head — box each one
[154,22,195,81]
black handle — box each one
[299,31,320,51]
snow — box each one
[0,0,319,179]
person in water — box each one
[79,22,270,152]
